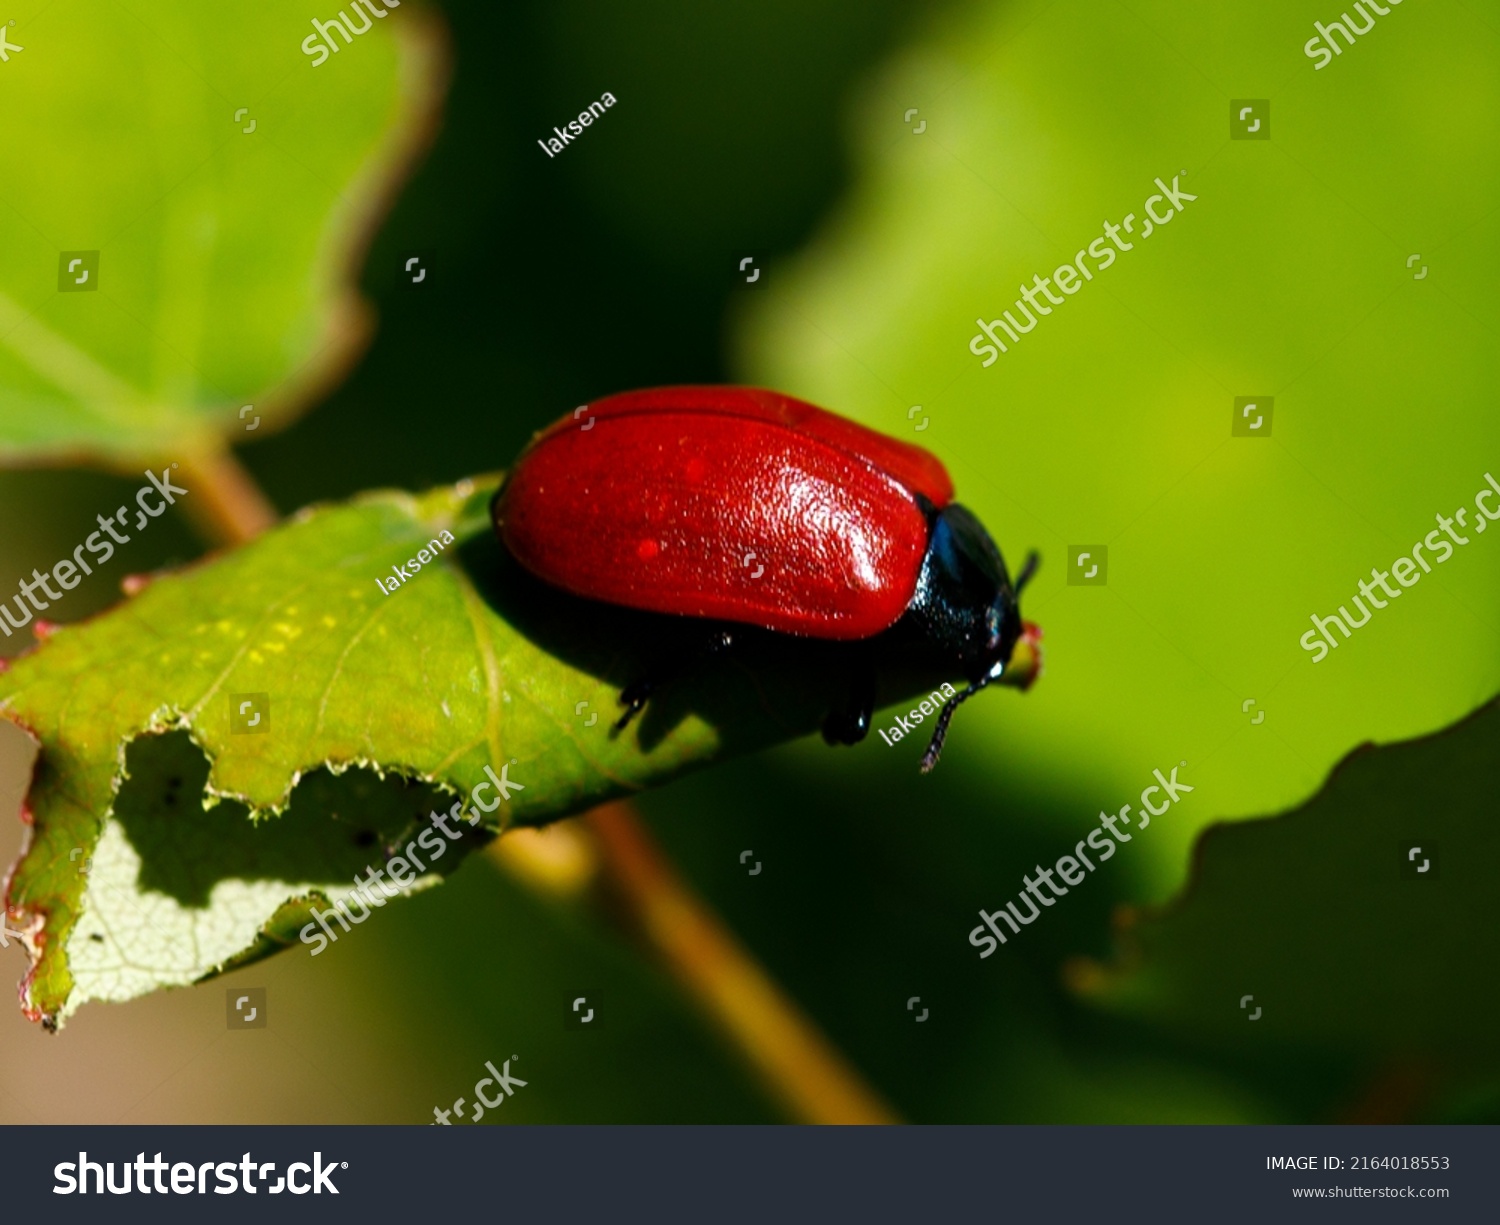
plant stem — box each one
[175,442,279,544]
[587,799,900,1124]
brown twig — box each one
[587,799,900,1124]
[174,442,279,545]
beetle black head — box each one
[901,501,1039,772]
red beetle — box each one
[494,386,1039,770]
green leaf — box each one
[0,0,444,464]
[738,0,1500,896]
[1074,697,1500,1077]
[0,473,989,1025]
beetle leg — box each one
[614,627,737,732]
[614,677,655,732]
[822,666,876,746]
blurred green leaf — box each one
[0,474,862,1025]
[1077,696,1500,1080]
[0,0,444,464]
[740,0,1500,896]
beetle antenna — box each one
[1014,550,1040,595]
[919,670,999,773]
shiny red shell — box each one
[495,386,955,640]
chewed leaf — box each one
[62,729,484,1007]
[0,473,927,1024]
[0,1,445,463]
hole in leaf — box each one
[111,730,487,909]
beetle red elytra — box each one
[493,386,1039,771]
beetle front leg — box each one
[822,666,876,746]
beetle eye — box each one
[985,606,1002,649]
